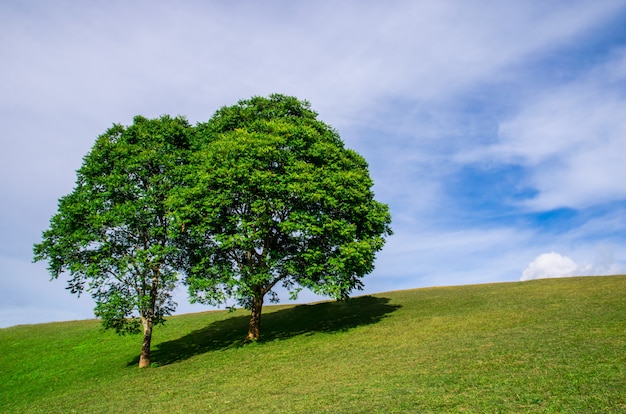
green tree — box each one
[174,95,392,340]
[34,115,192,367]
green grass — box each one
[1,275,625,413]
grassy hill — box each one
[1,275,625,413]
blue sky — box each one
[2,0,626,327]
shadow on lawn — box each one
[138,295,400,366]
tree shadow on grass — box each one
[135,295,400,366]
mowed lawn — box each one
[1,275,625,413]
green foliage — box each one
[33,115,193,335]
[32,95,391,343]
[173,95,392,321]
[1,276,625,413]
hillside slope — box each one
[1,275,625,413]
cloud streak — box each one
[490,50,626,210]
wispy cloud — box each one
[487,51,626,210]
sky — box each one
[2,0,626,328]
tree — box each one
[33,115,192,367]
[174,95,392,340]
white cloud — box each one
[521,250,623,281]
[3,2,622,123]
[488,49,626,210]
[521,252,578,281]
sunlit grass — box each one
[1,275,625,413]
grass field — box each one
[1,275,625,413]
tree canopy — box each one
[34,95,392,354]
[33,115,192,367]
[173,95,392,340]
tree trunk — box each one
[138,317,153,368]
[246,293,264,341]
